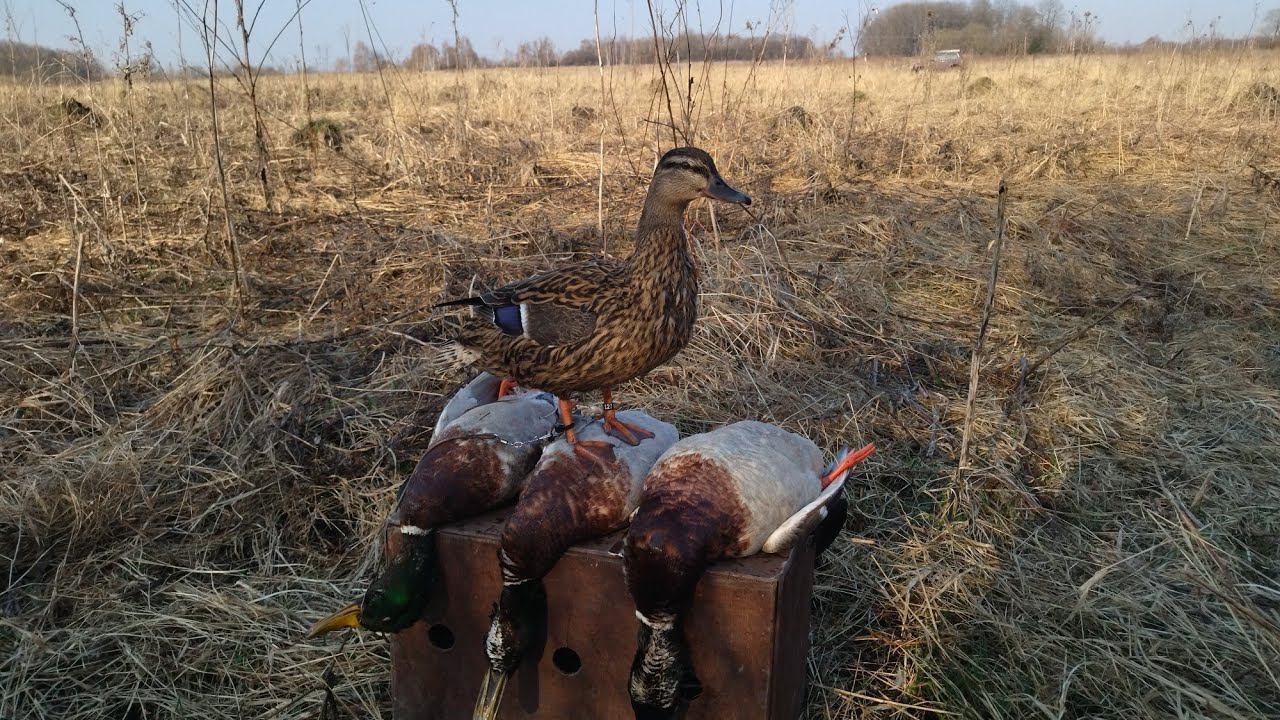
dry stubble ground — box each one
[2,53,1279,719]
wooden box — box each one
[388,509,816,720]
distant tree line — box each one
[321,11,1280,74]
[859,0,1101,56]
[557,33,830,66]
[6,0,1280,87]
[167,2,1280,75]
[0,40,104,81]
[352,36,482,72]
[390,32,830,71]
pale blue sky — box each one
[9,1,1267,69]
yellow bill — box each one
[306,602,362,639]
[472,666,509,720]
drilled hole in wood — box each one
[427,624,455,651]
[552,647,582,675]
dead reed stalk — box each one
[957,177,1007,474]
[200,0,247,306]
[233,0,275,209]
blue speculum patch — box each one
[492,305,523,336]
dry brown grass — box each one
[2,51,1279,719]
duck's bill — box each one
[306,602,362,638]
[472,667,509,720]
[702,177,751,205]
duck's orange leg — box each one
[497,378,519,399]
[821,443,876,488]
[559,398,609,464]
[557,398,579,445]
[600,387,655,446]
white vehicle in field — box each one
[913,49,963,72]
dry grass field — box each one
[2,51,1280,719]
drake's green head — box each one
[306,530,437,638]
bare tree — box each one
[515,37,557,67]
[1265,8,1280,40]
[860,0,1070,56]
[405,42,440,71]
[352,40,378,72]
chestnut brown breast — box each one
[389,386,558,532]
[636,421,826,558]
[499,411,678,582]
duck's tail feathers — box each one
[426,340,482,373]
[472,667,509,720]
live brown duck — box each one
[435,147,750,455]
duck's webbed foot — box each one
[602,413,655,445]
[599,387,654,446]
[571,439,616,466]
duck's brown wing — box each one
[436,257,619,348]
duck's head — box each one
[305,441,463,640]
[306,528,437,638]
[648,147,751,207]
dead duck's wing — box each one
[436,258,621,348]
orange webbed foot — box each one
[598,387,653,446]
[497,378,519,399]
[572,439,615,466]
[601,412,654,446]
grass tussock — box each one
[1237,81,1280,118]
[966,75,997,94]
[1,52,1279,719]
[58,97,102,128]
[293,116,345,151]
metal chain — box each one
[430,402,563,449]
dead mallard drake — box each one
[473,411,679,720]
[306,373,557,638]
[624,421,875,719]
